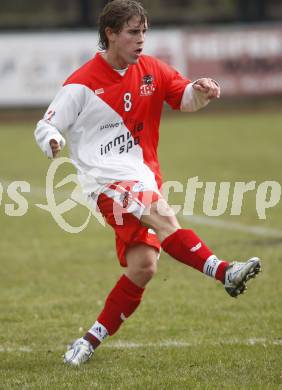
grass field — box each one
[0,110,281,389]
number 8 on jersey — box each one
[124,92,132,112]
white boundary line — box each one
[1,179,282,238]
[104,338,282,348]
[182,215,282,238]
[0,339,281,353]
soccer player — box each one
[34,0,261,366]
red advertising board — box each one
[184,27,282,96]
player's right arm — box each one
[34,84,86,158]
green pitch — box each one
[0,110,281,389]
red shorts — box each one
[97,181,161,267]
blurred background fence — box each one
[0,0,282,108]
[1,0,282,28]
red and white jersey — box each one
[35,53,191,196]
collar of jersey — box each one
[114,67,128,76]
[96,52,132,81]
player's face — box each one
[106,16,148,69]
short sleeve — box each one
[157,60,191,110]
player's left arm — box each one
[158,58,220,112]
[180,78,220,113]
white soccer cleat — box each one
[63,337,94,366]
[224,257,261,298]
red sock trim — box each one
[84,332,101,349]
[161,229,179,248]
[119,274,145,296]
[215,261,229,283]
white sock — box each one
[88,321,109,342]
[203,255,223,278]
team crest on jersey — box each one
[140,74,156,96]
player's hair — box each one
[98,0,147,50]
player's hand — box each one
[193,78,220,99]
[49,139,61,158]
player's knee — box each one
[126,246,158,286]
[137,255,157,281]
[142,261,157,280]
[141,200,180,240]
